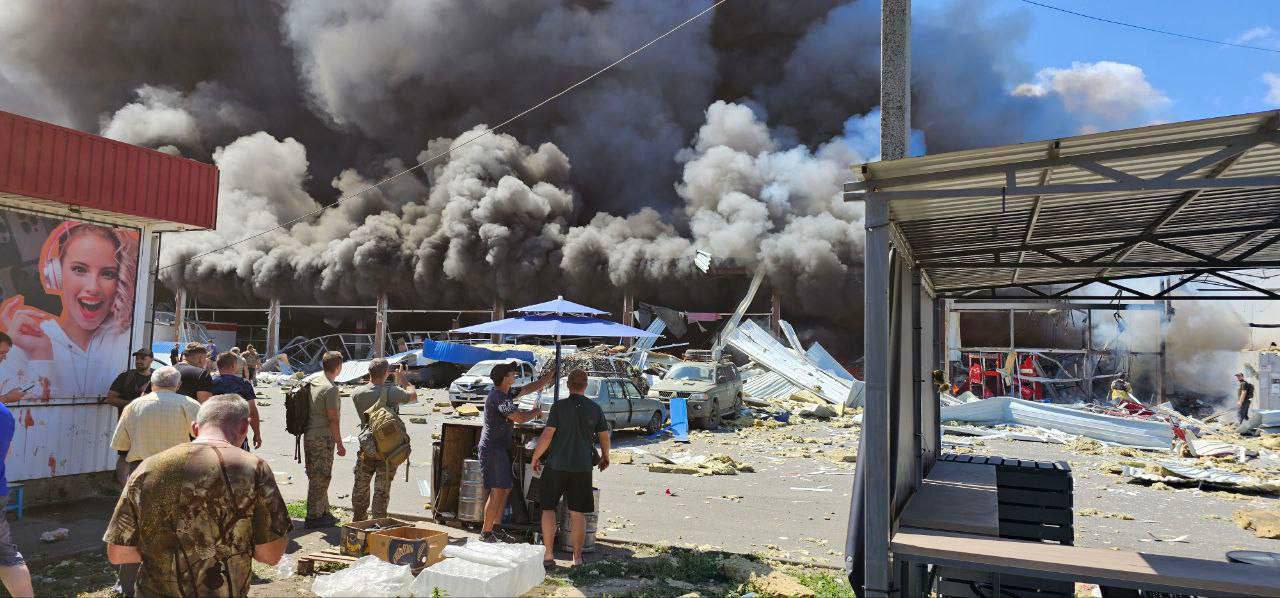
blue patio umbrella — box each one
[451,296,658,403]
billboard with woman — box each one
[0,211,140,401]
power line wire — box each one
[1017,0,1280,54]
[160,0,732,271]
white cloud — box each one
[1263,73,1280,106]
[1012,61,1170,132]
[1229,26,1277,47]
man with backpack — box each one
[298,351,345,528]
[349,358,417,521]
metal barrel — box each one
[458,459,487,522]
[556,488,599,553]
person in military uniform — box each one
[104,394,292,597]
[350,358,417,521]
[303,351,345,528]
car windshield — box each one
[465,363,496,377]
[666,365,711,381]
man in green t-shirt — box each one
[531,369,610,567]
[350,358,417,521]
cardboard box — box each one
[340,518,411,557]
[368,527,450,569]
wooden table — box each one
[894,527,1280,597]
[898,460,999,536]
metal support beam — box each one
[491,298,506,344]
[926,260,1280,269]
[770,290,782,338]
[140,229,161,349]
[859,195,893,597]
[917,221,1280,262]
[1159,278,1169,405]
[621,293,635,328]
[174,287,188,344]
[266,299,281,357]
[373,294,388,358]
[847,126,1279,193]
[851,175,1280,200]
[911,269,923,494]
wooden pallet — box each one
[296,548,358,575]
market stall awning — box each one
[845,110,1280,298]
[0,110,218,230]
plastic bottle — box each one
[276,554,297,578]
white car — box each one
[448,359,537,408]
[519,376,668,434]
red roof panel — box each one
[0,110,217,229]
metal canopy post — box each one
[374,294,388,358]
[266,299,281,357]
[860,196,893,598]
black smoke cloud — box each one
[0,0,1156,357]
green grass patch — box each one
[650,547,723,583]
[568,559,630,584]
[794,571,856,598]
[286,500,308,519]
[30,552,117,598]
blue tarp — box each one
[420,339,536,367]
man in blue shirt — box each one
[211,352,261,450]
[0,402,32,597]
[477,362,552,542]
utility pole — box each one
[859,1,910,597]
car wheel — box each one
[645,411,662,435]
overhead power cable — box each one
[1017,0,1280,54]
[159,0,732,271]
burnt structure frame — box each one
[843,109,1280,596]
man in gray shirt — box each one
[350,358,417,521]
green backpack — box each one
[359,389,412,480]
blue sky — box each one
[934,0,1280,124]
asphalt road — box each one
[249,381,1280,567]
[249,383,857,567]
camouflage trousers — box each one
[303,432,334,519]
[351,453,393,521]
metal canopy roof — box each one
[844,110,1280,297]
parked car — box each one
[448,359,537,408]
[519,376,668,434]
[646,361,743,430]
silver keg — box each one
[459,459,487,522]
[555,487,599,553]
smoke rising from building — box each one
[0,0,1171,357]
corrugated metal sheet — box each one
[725,320,865,407]
[741,370,801,402]
[6,404,116,481]
[0,110,218,230]
[939,396,1172,449]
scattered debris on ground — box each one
[1078,508,1135,520]
[39,528,70,543]
[1233,509,1280,539]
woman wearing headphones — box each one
[0,221,139,400]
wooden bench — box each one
[893,527,1280,597]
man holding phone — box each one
[0,332,43,404]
